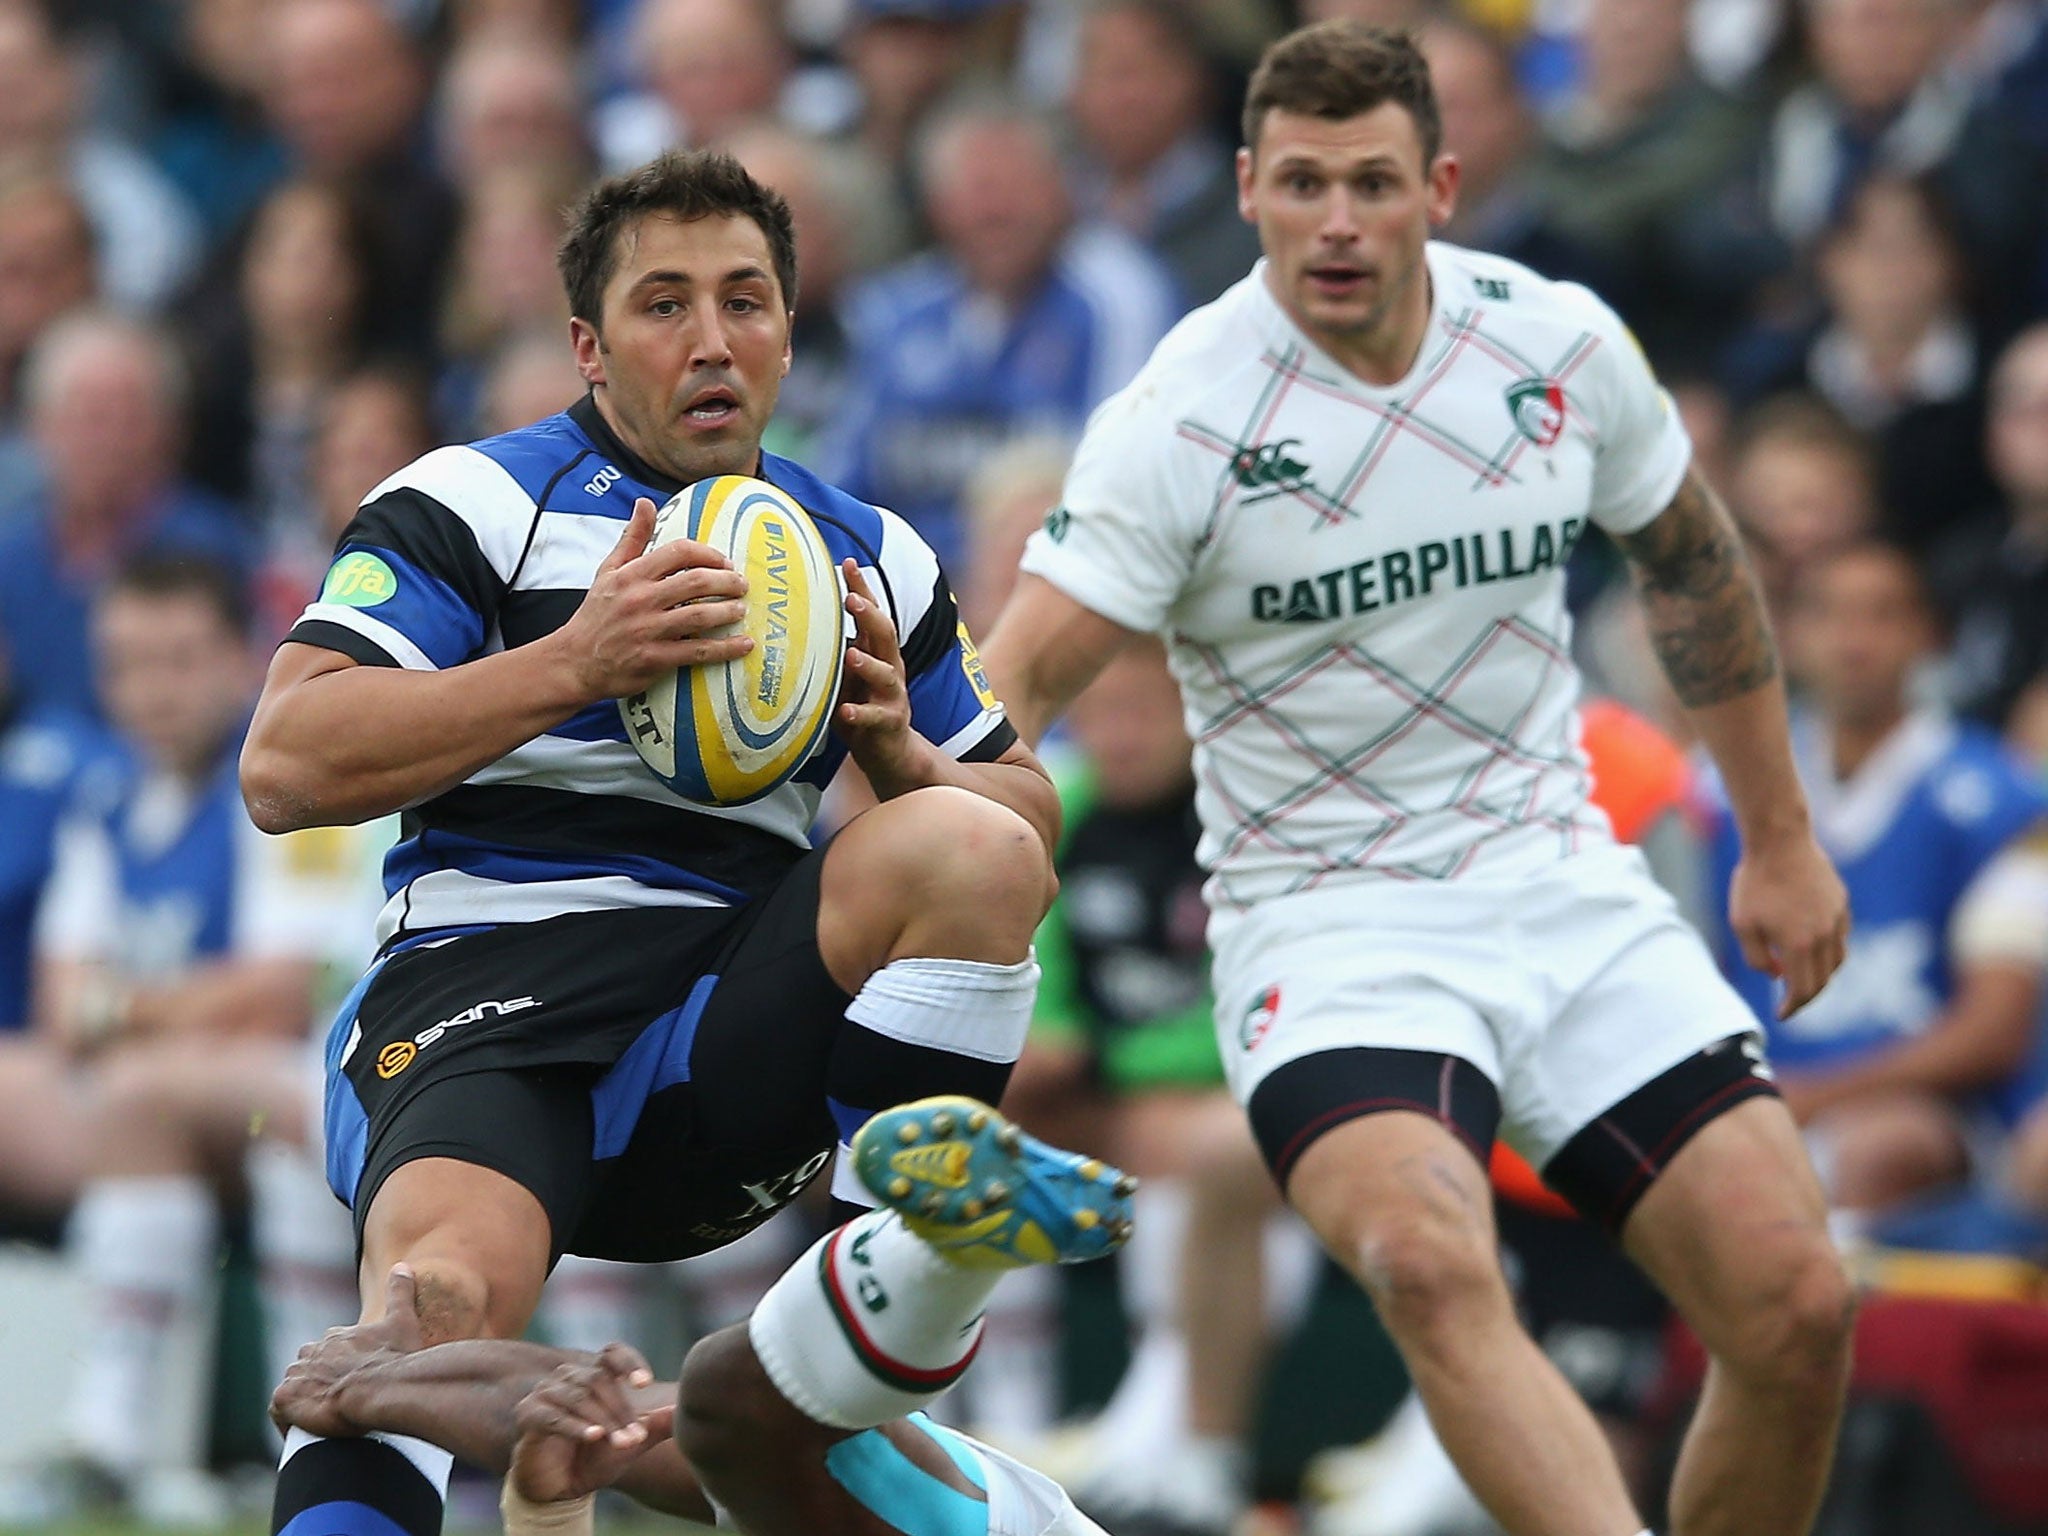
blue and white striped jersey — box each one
[285,395,1014,946]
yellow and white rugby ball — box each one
[620,475,846,806]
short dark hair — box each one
[557,150,798,332]
[106,552,250,639]
[1242,20,1441,166]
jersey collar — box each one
[567,391,764,500]
[1243,243,1452,396]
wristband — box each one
[500,1478,594,1536]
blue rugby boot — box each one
[850,1096,1136,1269]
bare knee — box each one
[1714,1236,1857,1394]
[824,787,1051,975]
[1348,1209,1510,1356]
[675,1327,798,1476]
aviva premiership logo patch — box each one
[1239,985,1281,1051]
[322,550,398,607]
[1506,378,1566,448]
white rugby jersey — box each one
[1020,243,1691,910]
[286,396,1012,944]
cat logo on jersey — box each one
[1229,438,1313,500]
[1506,379,1566,448]
[1240,985,1281,1051]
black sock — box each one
[273,1431,451,1536]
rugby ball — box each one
[619,475,846,805]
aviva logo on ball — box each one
[621,475,846,806]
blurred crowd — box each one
[0,0,2046,1530]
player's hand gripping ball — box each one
[619,475,846,805]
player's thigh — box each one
[93,1037,311,1169]
[575,853,852,1261]
[1618,1095,1851,1372]
[1511,909,1774,1231]
[0,1037,86,1210]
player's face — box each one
[574,211,792,483]
[1789,549,1932,724]
[94,592,256,777]
[1237,104,1456,362]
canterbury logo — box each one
[890,1143,972,1189]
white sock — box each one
[250,1142,360,1399]
[64,1176,219,1472]
[954,1260,1060,1440]
[1263,1211,1322,1336]
[539,1255,645,1356]
[748,1210,1006,1429]
[1116,1178,1189,1325]
[1088,1180,1190,1460]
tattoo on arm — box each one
[1613,470,1779,708]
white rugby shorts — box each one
[1209,840,1761,1168]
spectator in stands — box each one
[14,556,374,1519]
[436,163,578,435]
[839,0,1003,171]
[0,170,95,511]
[1935,322,2048,733]
[1418,18,1619,302]
[1725,391,1882,620]
[148,0,290,243]
[0,310,245,721]
[728,123,873,463]
[256,362,438,639]
[1724,173,1995,550]
[959,433,1072,634]
[594,0,791,169]
[1527,0,1757,366]
[186,178,380,520]
[1750,0,2041,334]
[257,0,454,352]
[0,4,202,312]
[1066,0,1261,307]
[1708,540,2048,1215]
[823,98,1180,571]
[476,328,584,438]
[436,33,591,189]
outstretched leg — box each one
[676,1097,1132,1536]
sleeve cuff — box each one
[283,619,403,668]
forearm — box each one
[1619,469,1808,845]
[130,959,317,1040]
[339,1340,586,1470]
[1795,966,2040,1112]
[242,641,593,832]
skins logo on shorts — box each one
[322,550,399,608]
[375,1041,416,1079]
[1506,379,1566,448]
[1239,985,1281,1051]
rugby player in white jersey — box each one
[981,21,1854,1536]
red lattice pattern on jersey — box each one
[1178,616,1602,903]
[1175,314,1607,536]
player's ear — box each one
[1235,145,1257,224]
[570,315,606,386]
[1427,151,1460,230]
